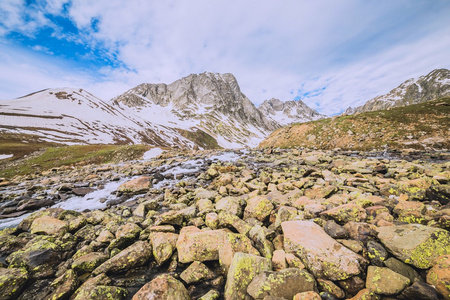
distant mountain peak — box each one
[258,98,325,126]
[344,68,450,114]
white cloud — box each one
[1,0,450,115]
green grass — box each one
[0,144,151,179]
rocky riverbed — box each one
[0,148,449,299]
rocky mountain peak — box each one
[344,68,450,114]
[258,98,325,126]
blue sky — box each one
[1,0,450,115]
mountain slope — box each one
[258,98,325,125]
[112,72,279,148]
[0,88,196,148]
[260,97,450,151]
[344,68,450,114]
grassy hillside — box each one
[259,97,450,150]
[0,144,151,179]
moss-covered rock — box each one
[176,226,226,263]
[282,221,365,281]
[71,252,109,274]
[377,224,450,269]
[224,252,272,300]
[180,261,215,284]
[426,255,450,299]
[0,267,28,300]
[247,268,317,299]
[243,195,274,222]
[30,216,68,236]
[132,274,190,300]
[92,241,152,275]
[366,266,410,295]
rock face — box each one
[344,68,450,114]
[112,72,279,148]
[282,220,365,280]
[257,98,325,126]
[377,224,450,269]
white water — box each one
[209,151,241,162]
[52,178,129,211]
[0,211,34,229]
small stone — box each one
[132,274,190,300]
[272,249,287,271]
[248,225,274,259]
[205,212,219,229]
[180,261,215,284]
[367,241,388,266]
[366,266,410,295]
[317,279,345,299]
[347,288,379,300]
[324,220,348,239]
[198,289,220,300]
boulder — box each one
[247,268,317,299]
[319,203,367,223]
[180,261,215,284]
[176,226,226,263]
[219,232,260,273]
[377,224,450,269]
[0,267,29,300]
[426,255,450,299]
[293,291,321,300]
[224,252,272,300]
[47,269,78,300]
[243,196,274,222]
[399,281,438,300]
[92,241,152,275]
[282,221,365,280]
[117,176,151,194]
[30,216,68,236]
[71,252,109,274]
[150,232,178,265]
[132,274,190,300]
[366,266,410,295]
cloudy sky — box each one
[1,0,450,115]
